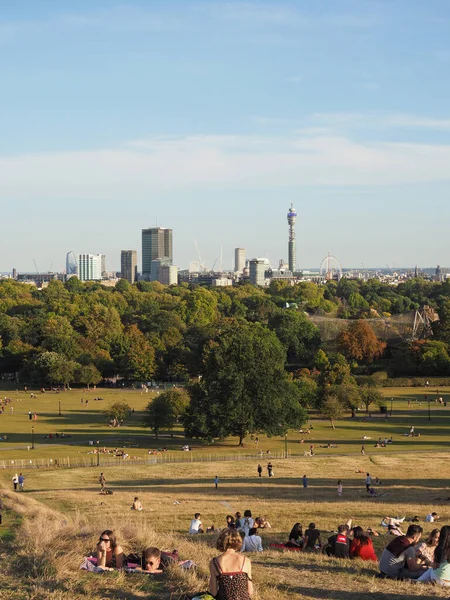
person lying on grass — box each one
[137,547,164,573]
[96,529,124,569]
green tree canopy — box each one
[103,401,131,423]
[183,321,307,445]
[143,389,189,438]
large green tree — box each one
[143,389,189,438]
[268,310,321,364]
[184,321,307,445]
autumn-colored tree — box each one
[337,320,386,364]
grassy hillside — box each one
[1,453,450,599]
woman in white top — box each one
[419,526,450,586]
[242,528,263,552]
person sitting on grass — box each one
[304,523,322,552]
[255,516,271,529]
[209,528,253,599]
[325,524,350,558]
[242,528,263,552]
[238,510,254,537]
[189,513,204,534]
[96,530,124,569]
[418,526,450,586]
[416,528,440,566]
[425,511,440,523]
[350,526,377,561]
[286,523,304,548]
[131,497,143,511]
[379,524,427,580]
[226,515,236,529]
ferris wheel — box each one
[319,252,342,280]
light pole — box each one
[285,432,288,458]
[390,397,393,417]
[31,426,35,450]
[58,400,61,416]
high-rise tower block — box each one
[287,203,297,273]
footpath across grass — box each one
[2,453,450,599]
[0,386,449,464]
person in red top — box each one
[350,526,377,562]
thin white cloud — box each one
[311,111,450,131]
[1,130,450,203]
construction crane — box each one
[193,239,207,272]
[33,259,39,274]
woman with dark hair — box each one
[418,525,450,586]
[286,523,304,548]
[226,515,236,529]
[349,526,377,561]
[416,528,439,566]
[209,528,253,599]
[96,530,124,568]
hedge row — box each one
[355,375,450,388]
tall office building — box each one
[142,227,173,277]
[77,254,104,281]
[249,258,267,286]
[121,250,138,284]
[234,248,245,273]
[66,251,78,276]
[287,204,297,273]
[159,265,178,285]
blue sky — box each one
[1,0,450,272]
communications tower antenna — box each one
[287,204,297,273]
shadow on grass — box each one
[273,584,432,600]
[258,559,375,577]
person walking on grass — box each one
[337,480,343,496]
[214,475,219,489]
[361,444,365,455]
[99,472,106,492]
[365,473,372,492]
[302,474,308,488]
[257,464,262,478]
[18,473,25,491]
[12,473,18,491]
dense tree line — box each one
[2,277,450,440]
[2,277,450,383]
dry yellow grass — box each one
[2,453,450,599]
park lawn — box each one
[2,453,450,599]
[0,386,449,463]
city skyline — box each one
[1,1,450,271]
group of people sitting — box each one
[379,523,450,584]
[284,519,377,560]
[188,510,271,555]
